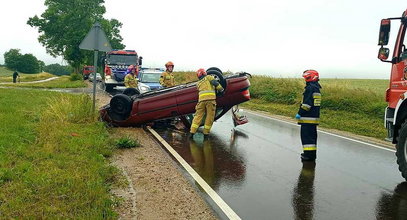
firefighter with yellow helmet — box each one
[160,61,175,87]
[190,69,224,138]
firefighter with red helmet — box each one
[190,69,224,138]
[295,69,322,162]
[160,61,175,87]
[124,65,139,88]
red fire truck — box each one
[377,9,407,180]
[103,49,142,91]
[82,65,94,80]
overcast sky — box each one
[0,0,406,78]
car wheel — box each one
[207,67,223,73]
[123,88,140,97]
[105,84,114,92]
[396,120,407,180]
[206,68,226,89]
[109,94,133,120]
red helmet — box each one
[302,69,319,82]
[197,68,207,78]
[127,65,138,75]
[165,61,174,67]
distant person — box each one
[295,70,321,162]
[189,69,224,138]
[12,71,19,83]
[124,65,138,88]
[160,61,175,88]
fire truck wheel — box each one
[206,68,226,89]
[396,120,407,180]
[123,88,140,97]
[110,94,133,118]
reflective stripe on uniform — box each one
[199,90,215,95]
[191,123,199,128]
[303,144,317,151]
[301,104,311,111]
[313,93,321,98]
[298,117,319,124]
[204,125,212,130]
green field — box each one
[242,76,388,139]
[173,72,389,139]
[0,70,56,83]
[2,76,87,88]
[0,88,119,218]
[0,66,13,76]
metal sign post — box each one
[79,22,112,112]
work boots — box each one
[301,151,316,162]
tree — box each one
[38,60,45,72]
[18,54,40,73]
[44,63,72,76]
[4,49,22,70]
[3,49,43,73]
[27,0,125,73]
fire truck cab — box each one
[103,49,143,92]
[378,9,407,180]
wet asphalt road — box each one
[156,111,407,220]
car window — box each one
[141,73,161,83]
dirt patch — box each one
[112,128,217,220]
[94,90,216,219]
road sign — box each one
[79,22,112,52]
[79,22,112,111]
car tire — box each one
[207,67,223,73]
[109,94,133,120]
[105,84,114,92]
[396,120,407,180]
[206,67,226,89]
[123,88,140,97]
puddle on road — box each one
[156,129,247,190]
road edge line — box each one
[245,110,396,153]
[147,127,242,220]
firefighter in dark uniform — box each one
[295,70,321,162]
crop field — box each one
[174,72,389,139]
[244,76,388,139]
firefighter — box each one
[190,69,224,138]
[295,69,321,162]
[124,65,138,88]
[160,61,175,87]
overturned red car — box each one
[100,68,251,127]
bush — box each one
[70,73,83,81]
[115,137,140,149]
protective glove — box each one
[295,114,301,120]
[216,89,225,96]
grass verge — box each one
[0,88,118,218]
[2,76,87,88]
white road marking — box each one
[147,127,242,220]
[245,110,397,153]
